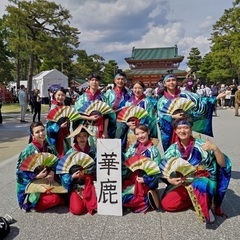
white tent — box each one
[32,69,68,98]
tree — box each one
[210,0,240,81]
[3,0,80,92]
[186,47,202,72]
[0,18,14,84]
[103,60,118,84]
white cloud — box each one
[0,0,234,71]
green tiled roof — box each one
[126,69,186,76]
[75,78,87,84]
[126,46,184,61]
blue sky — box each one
[0,0,234,70]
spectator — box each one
[204,84,212,97]
[18,85,28,123]
[32,89,42,122]
[224,87,231,108]
[230,81,238,108]
[234,85,240,116]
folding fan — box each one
[161,97,195,115]
[25,179,67,194]
[77,100,113,116]
[20,153,58,172]
[46,106,81,122]
[56,151,95,174]
[159,157,196,179]
[117,106,148,123]
[124,155,160,176]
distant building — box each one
[125,45,186,87]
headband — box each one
[175,120,192,128]
[163,74,176,82]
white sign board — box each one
[97,139,122,216]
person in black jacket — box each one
[32,89,42,122]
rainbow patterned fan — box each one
[25,179,68,194]
[124,155,160,176]
[46,106,81,122]
[161,97,195,115]
[77,100,113,116]
[20,153,58,172]
[159,157,196,179]
[117,106,148,122]
[56,151,95,174]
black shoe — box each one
[20,120,28,123]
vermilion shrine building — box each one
[125,45,186,87]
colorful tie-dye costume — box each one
[74,91,116,146]
[159,138,231,223]
[104,87,131,140]
[122,142,162,213]
[16,143,57,211]
[157,90,216,151]
[46,103,71,158]
[121,95,158,152]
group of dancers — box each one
[16,72,231,224]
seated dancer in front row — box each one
[58,125,97,215]
[159,117,231,223]
[16,122,65,212]
[122,124,162,213]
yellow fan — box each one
[46,106,81,122]
[161,97,195,115]
[25,179,68,194]
[160,157,196,179]
[77,100,113,116]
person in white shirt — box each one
[18,85,28,123]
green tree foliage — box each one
[0,18,14,84]
[103,60,118,84]
[209,0,240,82]
[3,0,80,92]
[186,47,202,71]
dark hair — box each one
[69,164,83,175]
[52,88,66,100]
[73,128,89,143]
[30,122,45,134]
[114,69,126,78]
[134,124,149,134]
[88,73,101,81]
[132,80,145,90]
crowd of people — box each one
[15,71,233,225]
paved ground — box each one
[0,112,47,162]
[0,108,240,240]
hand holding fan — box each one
[117,106,148,123]
[56,151,95,174]
[77,100,113,116]
[161,98,195,115]
[159,157,196,180]
[124,155,160,176]
[46,106,81,122]
[20,153,58,173]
